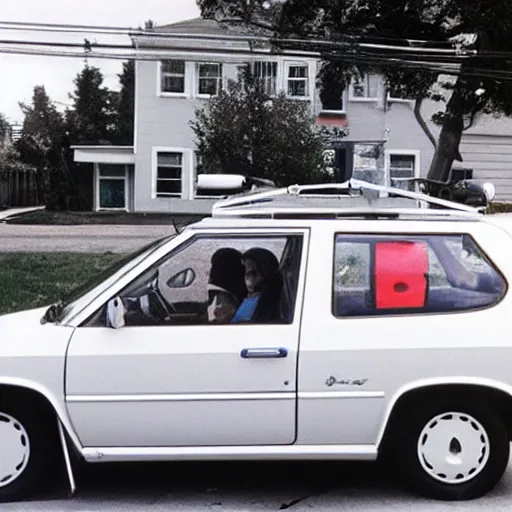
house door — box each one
[98,164,126,210]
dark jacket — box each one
[252,273,284,324]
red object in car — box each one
[375,241,429,309]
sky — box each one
[0,0,200,124]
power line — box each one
[277,37,468,55]
[0,24,129,36]
[334,54,512,83]
[0,18,465,50]
[0,38,508,72]
[1,21,512,82]
[0,39,133,50]
[3,44,512,83]
[0,18,470,53]
[0,33,494,62]
[0,46,139,60]
[6,28,507,66]
[0,19,140,35]
[0,37,479,64]
[5,34,512,67]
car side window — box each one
[333,233,506,318]
[97,234,303,327]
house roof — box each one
[155,17,269,38]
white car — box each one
[1,179,511,503]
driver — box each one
[207,248,247,323]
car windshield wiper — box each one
[40,300,64,325]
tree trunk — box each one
[426,28,487,184]
[414,96,437,150]
[426,85,465,183]
[426,121,463,182]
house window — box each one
[197,63,222,96]
[320,83,345,112]
[253,61,278,95]
[332,234,506,318]
[287,64,309,98]
[350,74,379,99]
[161,60,186,94]
[389,154,416,189]
[387,80,415,101]
[156,152,182,197]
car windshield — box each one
[54,235,175,322]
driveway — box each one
[0,224,176,253]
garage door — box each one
[460,134,512,201]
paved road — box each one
[1,212,512,254]
[0,225,176,253]
[1,459,512,511]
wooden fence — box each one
[0,169,40,207]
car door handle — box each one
[240,348,288,359]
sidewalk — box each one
[0,206,45,221]
[0,223,175,253]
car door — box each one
[65,229,309,448]
[297,222,509,449]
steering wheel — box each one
[146,273,178,320]
[121,267,180,324]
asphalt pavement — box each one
[1,459,512,511]
[0,224,175,253]
[1,210,512,254]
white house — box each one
[73,17,511,213]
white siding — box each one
[460,134,512,201]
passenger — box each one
[207,248,247,323]
[231,247,283,324]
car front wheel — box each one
[397,400,510,500]
[0,403,54,502]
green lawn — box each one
[0,252,126,315]
[487,202,512,214]
[6,210,205,226]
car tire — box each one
[396,398,509,501]
[0,399,57,502]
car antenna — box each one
[168,202,182,235]
[170,213,182,235]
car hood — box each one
[0,306,74,408]
[0,306,74,356]
[0,306,49,328]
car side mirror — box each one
[106,297,126,329]
[167,268,196,288]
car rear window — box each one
[333,233,507,318]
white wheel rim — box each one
[0,413,30,488]
[417,412,490,484]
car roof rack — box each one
[210,179,483,220]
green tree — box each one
[191,68,333,186]
[114,60,135,145]
[198,0,512,183]
[66,64,118,145]
[63,65,122,210]
[0,113,9,143]
[0,113,30,176]
[16,86,74,209]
